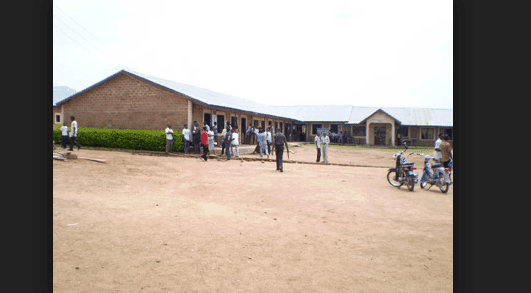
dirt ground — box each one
[53,144,453,293]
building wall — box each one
[53,106,61,125]
[61,73,189,130]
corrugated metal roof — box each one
[53,86,77,106]
[126,70,291,119]
[270,105,354,122]
[347,107,453,127]
[57,69,453,127]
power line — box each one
[53,3,145,73]
[53,24,121,71]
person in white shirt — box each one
[68,116,81,151]
[207,128,215,155]
[266,127,272,156]
[220,127,227,156]
[321,132,330,163]
[314,134,321,162]
[231,129,240,157]
[60,122,69,149]
[434,133,444,163]
[182,124,191,154]
[165,124,174,154]
[259,128,269,158]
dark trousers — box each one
[316,147,321,162]
[61,136,69,149]
[184,140,190,154]
[275,144,284,170]
[201,145,209,161]
[193,137,201,154]
[69,136,81,151]
[166,139,174,153]
[221,141,226,155]
[225,142,231,160]
[267,141,271,155]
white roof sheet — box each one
[53,86,77,106]
[347,107,453,127]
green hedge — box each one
[52,124,184,152]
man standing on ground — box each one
[165,124,174,154]
[200,126,209,161]
[231,128,240,157]
[60,122,69,149]
[314,133,321,162]
[223,126,233,161]
[321,132,330,163]
[192,121,201,154]
[266,127,272,158]
[259,128,269,158]
[220,126,227,156]
[68,116,81,151]
[182,124,191,154]
[273,128,289,172]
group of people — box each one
[433,133,453,168]
[54,116,81,152]
[329,131,352,144]
[164,121,290,172]
[313,132,330,163]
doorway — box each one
[374,126,386,145]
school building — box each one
[54,69,453,147]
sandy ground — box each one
[53,144,453,293]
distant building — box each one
[53,86,77,125]
[55,70,452,146]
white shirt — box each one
[434,138,442,160]
[69,121,78,137]
[231,132,239,145]
[182,128,191,141]
[165,127,173,140]
[266,132,272,143]
[314,135,321,148]
[60,125,68,136]
[322,135,329,144]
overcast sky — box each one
[53,0,453,109]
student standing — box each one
[314,134,321,162]
[259,128,269,158]
[200,126,209,161]
[192,121,201,154]
[231,129,240,157]
[165,124,174,154]
[273,128,289,172]
[68,116,81,151]
[182,124,191,154]
[60,122,69,149]
[266,127,272,157]
[207,127,215,155]
[220,126,227,156]
[223,126,233,160]
[321,132,330,163]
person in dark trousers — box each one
[165,124,174,154]
[223,126,233,160]
[68,116,81,151]
[200,126,209,161]
[192,121,201,154]
[60,122,69,149]
[272,127,289,172]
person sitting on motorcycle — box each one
[440,134,453,182]
[434,132,444,163]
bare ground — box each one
[53,144,453,293]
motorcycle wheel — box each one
[407,179,415,191]
[387,170,403,187]
[439,183,449,193]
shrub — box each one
[52,125,183,152]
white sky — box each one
[53,0,453,109]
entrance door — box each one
[374,127,386,145]
[203,113,212,126]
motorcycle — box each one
[387,144,419,191]
[416,154,452,193]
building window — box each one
[420,127,435,140]
[352,126,366,136]
[444,128,453,140]
[55,113,61,123]
[312,124,322,135]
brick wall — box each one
[53,106,61,125]
[61,73,189,130]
